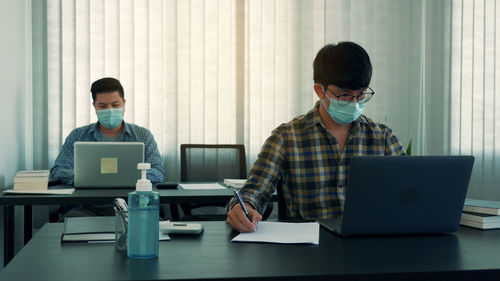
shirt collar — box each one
[91,121,130,140]
[304,101,323,129]
[122,122,132,135]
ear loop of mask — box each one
[321,84,331,111]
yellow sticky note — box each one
[101,158,118,174]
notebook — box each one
[317,155,475,236]
[73,142,144,188]
[61,216,171,242]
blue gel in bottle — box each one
[127,163,159,259]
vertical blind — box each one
[39,0,323,180]
[32,0,500,199]
[450,0,500,199]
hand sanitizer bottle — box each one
[127,163,159,259]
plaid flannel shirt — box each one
[229,101,406,219]
[50,122,165,184]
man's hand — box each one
[226,202,262,232]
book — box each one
[460,211,500,230]
[463,198,500,215]
[13,177,49,184]
[13,183,49,190]
[461,211,500,223]
[61,216,116,242]
[223,179,247,189]
[15,170,50,177]
[61,216,171,242]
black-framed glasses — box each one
[326,87,375,106]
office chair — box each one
[172,144,273,221]
[276,179,288,220]
[181,144,247,183]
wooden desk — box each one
[1,222,500,280]
[0,184,238,265]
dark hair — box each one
[313,42,372,90]
[90,77,124,101]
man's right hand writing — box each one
[226,202,261,233]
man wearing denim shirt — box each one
[226,42,406,232]
[50,77,165,216]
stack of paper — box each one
[13,170,50,191]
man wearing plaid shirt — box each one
[227,42,406,232]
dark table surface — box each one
[0,184,237,205]
[0,184,241,266]
[1,221,500,281]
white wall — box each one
[0,0,29,268]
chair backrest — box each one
[276,179,288,220]
[180,144,247,182]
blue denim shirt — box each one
[50,122,165,184]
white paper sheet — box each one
[3,189,75,195]
[231,221,320,245]
[179,183,226,190]
[223,179,246,189]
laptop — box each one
[74,142,144,188]
[317,155,474,236]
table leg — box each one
[170,203,180,221]
[24,205,32,245]
[4,205,14,266]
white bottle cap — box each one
[136,163,152,191]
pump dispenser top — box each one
[136,163,152,191]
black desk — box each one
[0,185,237,265]
[1,222,500,280]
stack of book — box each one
[460,198,500,230]
[13,170,50,191]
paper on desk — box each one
[179,183,226,190]
[231,221,320,245]
[3,188,75,195]
[223,179,246,189]
[159,232,171,241]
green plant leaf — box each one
[406,130,413,156]
[406,137,412,156]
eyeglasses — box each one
[326,87,375,106]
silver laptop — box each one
[317,155,474,236]
[74,142,144,188]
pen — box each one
[233,189,252,222]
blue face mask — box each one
[322,96,364,125]
[97,108,124,129]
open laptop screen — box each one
[74,142,144,188]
